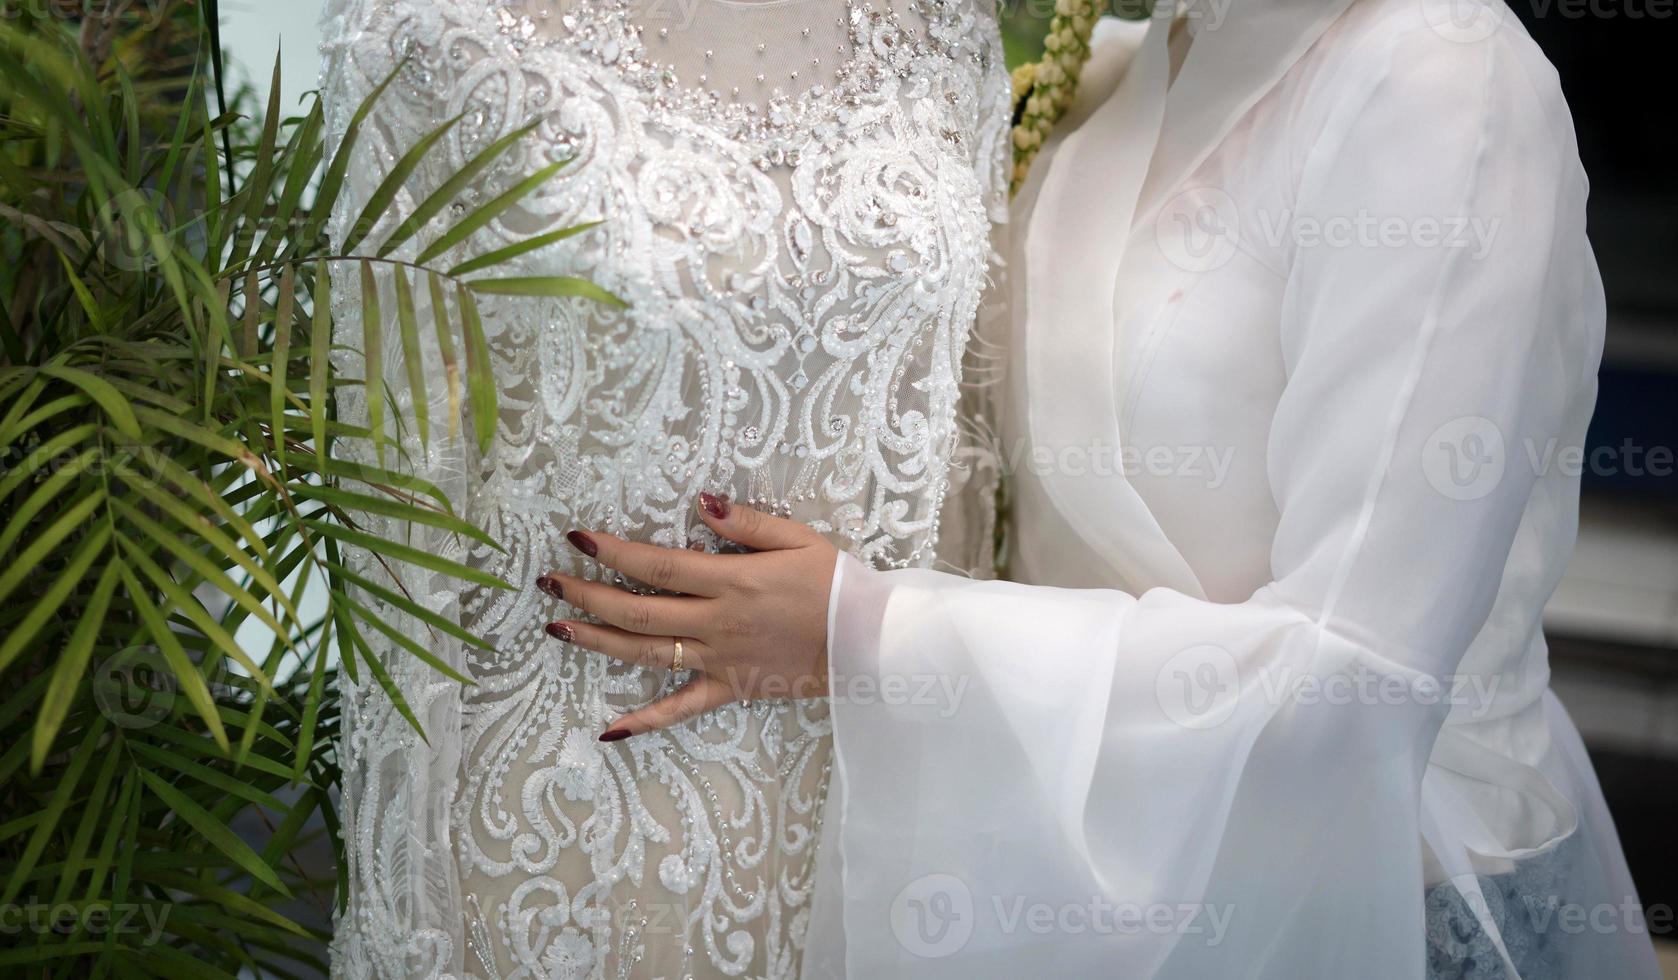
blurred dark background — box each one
[1511,2,1678,954]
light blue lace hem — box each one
[1424,843,1572,980]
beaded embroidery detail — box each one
[319,0,1009,975]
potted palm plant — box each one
[0,1,615,973]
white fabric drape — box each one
[805,2,1662,977]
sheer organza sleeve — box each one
[808,22,1640,979]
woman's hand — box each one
[536,494,837,741]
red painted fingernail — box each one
[536,575,564,600]
[566,530,598,558]
[698,492,730,520]
[598,728,631,742]
[545,622,574,642]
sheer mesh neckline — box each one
[488,0,965,160]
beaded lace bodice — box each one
[318,0,1009,976]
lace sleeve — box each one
[971,4,1013,228]
[935,2,1011,579]
[320,2,473,976]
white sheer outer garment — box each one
[809,1,1661,977]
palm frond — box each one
[0,2,619,972]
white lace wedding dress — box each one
[317,0,1010,975]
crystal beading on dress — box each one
[317,0,1010,975]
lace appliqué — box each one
[1424,842,1573,980]
[319,0,1011,976]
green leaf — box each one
[342,621,427,743]
[78,771,135,912]
[57,252,104,331]
[2,714,105,906]
[137,770,291,896]
[262,101,324,267]
[458,284,498,452]
[271,263,296,470]
[141,931,246,979]
[113,467,262,565]
[32,562,121,772]
[200,275,231,419]
[51,731,122,906]
[109,507,297,645]
[146,871,311,937]
[114,749,141,903]
[299,57,410,252]
[428,271,462,442]
[377,118,540,258]
[326,558,492,650]
[300,518,512,592]
[148,725,296,783]
[3,393,93,446]
[311,259,331,454]
[39,364,143,438]
[0,440,100,558]
[0,944,111,967]
[293,482,496,548]
[121,537,276,694]
[393,266,429,448]
[414,158,570,266]
[153,64,203,207]
[0,488,103,607]
[116,61,142,184]
[321,456,453,507]
[0,366,34,404]
[229,49,286,272]
[341,111,464,255]
[119,565,231,753]
[0,375,47,447]
[241,269,262,358]
[360,259,386,465]
[328,579,361,686]
[126,448,272,563]
[0,669,49,733]
[127,743,286,812]
[131,404,258,469]
[465,274,627,308]
[446,220,604,277]
[338,591,472,685]
[0,521,111,675]
[293,618,333,780]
